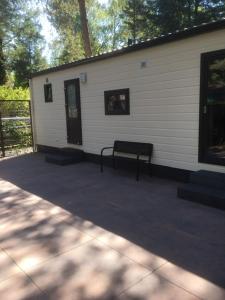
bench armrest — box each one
[100,146,114,172]
[101,146,114,156]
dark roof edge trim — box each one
[31,18,225,78]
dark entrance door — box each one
[64,79,82,145]
[199,49,225,166]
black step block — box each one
[178,183,225,210]
[45,154,82,166]
[190,170,225,190]
[59,148,84,159]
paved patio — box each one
[0,153,224,300]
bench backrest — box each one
[113,140,153,158]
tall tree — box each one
[89,0,127,53]
[147,0,225,35]
[108,0,127,49]
[45,0,85,64]
[78,0,92,57]
[0,38,6,84]
[45,0,225,64]
[145,0,187,34]
[9,9,47,87]
[0,0,19,84]
[122,0,147,43]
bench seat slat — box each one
[114,140,153,156]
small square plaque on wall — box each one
[104,88,130,115]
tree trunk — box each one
[194,0,200,23]
[130,0,137,43]
[112,15,116,49]
[187,0,192,27]
[0,37,7,85]
[78,0,92,58]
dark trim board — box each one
[31,19,225,78]
[36,144,60,154]
[85,152,190,182]
[36,144,191,182]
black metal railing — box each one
[0,100,33,157]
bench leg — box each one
[147,162,152,177]
[100,155,103,172]
[113,151,117,170]
[113,156,116,169]
[136,155,140,181]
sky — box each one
[39,0,109,61]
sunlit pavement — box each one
[0,153,224,300]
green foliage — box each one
[0,39,7,84]
[46,0,85,64]
[122,0,147,42]
[0,87,31,152]
[88,0,127,53]
[0,0,24,84]
[0,86,30,100]
[145,0,225,35]
[121,0,225,43]
[3,119,32,149]
[9,9,47,87]
[47,0,128,64]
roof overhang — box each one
[31,18,225,78]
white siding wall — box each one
[31,29,225,173]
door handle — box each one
[203,105,207,114]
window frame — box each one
[104,88,130,115]
[199,48,225,166]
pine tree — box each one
[122,0,147,43]
[9,10,47,87]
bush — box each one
[0,86,31,153]
[0,86,30,100]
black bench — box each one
[100,140,153,181]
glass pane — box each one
[67,83,77,118]
[44,84,52,102]
[207,57,225,105]
[207,105,225,159]
[105,89,129,115]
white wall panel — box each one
[31,29,225,172]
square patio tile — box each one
[155,262,225,300]
[0,250,22,283]
[0,182,71,224]
[0,199,73,238]
[95,230,167,271]
[0,272,45,300]
[119,272,200,300]
[66,215,167,271]
[27,239,151,300]
[1,217,93,271]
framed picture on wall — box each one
[104,88,130,115]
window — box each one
[44,84,53,102]
[104,88,130,115]
[199,49,225,165]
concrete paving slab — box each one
[27,239,151,300]
[0,205,93,271]
[0,249,22,283]
[119,272,200,300]
[0,272,45,300]
[95,230,167,271]
[156,262,225,300]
